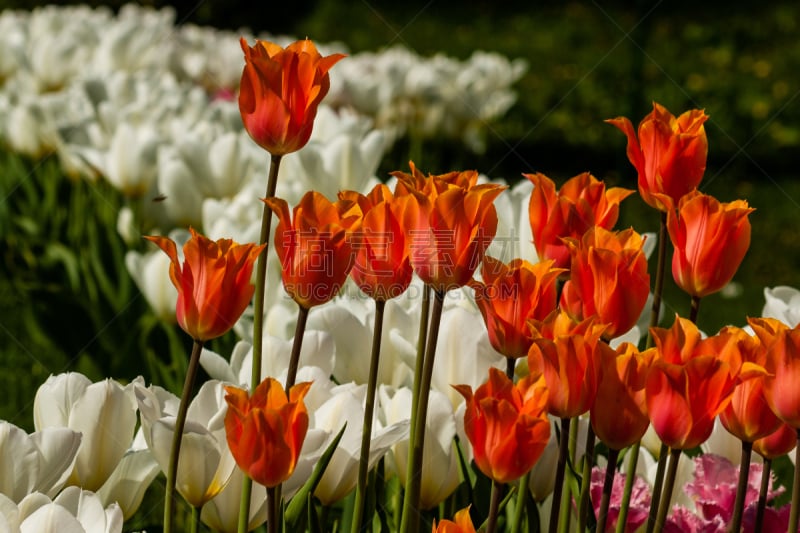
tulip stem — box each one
[577,425,596,532]
[557,419,579,533]
[597,447,620,533]
[486,479,503,533]
[549,417,571,533]
[754,457,772,533]
[647,212,668,337]
[352,299,387,533]
[241,153,282,533]
[730,440,752,533]
[789,430,800,533]
[506,356,516,380]
[164,339,204,533]
[616,442,640,533]
[653,448,681,533]
[511,471,530,533]
[400,287,444,533]
[285,304,310,392]
[645,443,669,533]
[267,486,279,533]
[689,296,701,325]
[191,505,200,533]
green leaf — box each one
[284,423,347,526]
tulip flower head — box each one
[468,256,562,358]
[525,172,633,269]
[758,321,800,429]
[667,190,754,298]
[560,226,650,340]
[264,191,361,309]
[454,367,551,484]
[224,378,311,488]
[432,506,477,533]
[239,38,345,155]
[144,228,263,341]
[646,316,739,450]
[753,421,798,459]
[607,102,709,212]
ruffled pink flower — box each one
[590,466,651,532]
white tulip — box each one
[0,421,81,503]
[0,487,123,533]
[762,285,800,327]
[134,380,236,508]
[381,386,459,509]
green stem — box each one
[577,425,596,532]
[506,356,516,380]
[653,448,681,533]
[754,457,771,533]
[596,447,620,533]
[511,471,530,533]
[351,299,387,533]
[729,440,752,533]
[557,419,579,533]
[486,479,503,533]
[241,153,282,533]
[689,296,701,325]
[549,417,571,533]
[789,430,800,533]
[645,443,669,533]
[191,505,200,533]
[647,212,668,336]
[164,339,204,533]
[615,442,640,533]
[267,485,278,533]
[285,304,310,392]
[400,287,445,533]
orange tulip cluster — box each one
[147,33,800,532]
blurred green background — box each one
[2,0,800,430]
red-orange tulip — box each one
[591,342,655,451]
[400,172,505,292]
[607,102,709,212]
[391,161,480,197]
[453,367,551,484]
[348,184,413,301]
[224,378,311,488]
[527,310,608,419]
[525,172,633,269]
[646,316,739,450]
[468,256,562,358]
[717,326,779,443]
[760,323,800,428]
[264,191,361,309]
[239,38,345,156]
[432,507,477,533]
[667,190,754,298]
[753,421,798,459]
[144,228,263,341]
[559,227,650,340]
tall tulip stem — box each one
[730,440,752,533]
[511,471,530,533]
[549,417,571,533]
[352,299,387,533]
[754,457,772,532]
[577,425,596,532]
[486,479,503,533]
[597,447,620,533]
[400,287,445,533]
[616,442,640,533]
[240,153,282,533]
[267,486,279,533]
[164,339,204,533]
[789,430,800,533]
[285,304,310,392]
[653,448,681,533]
[648,212,668,333]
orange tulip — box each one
[348,184,413,301]
[432,506,477,533]
[559,226,650,340]
[645,316,739,450]
[667,190,754,298]
[716,326,780,443]
[759,322,800,428]
[753,421,798,459]
[144,228,263,341]
[264,191,361,309]
[607,102,709,212]
[391,161,480,197]
[527,310,608,419]
[239,38,345,156]
[224,378,311,488]
[591,342,655,451]
[525,172,633,269]
[453,367,551,484]
[468,256,562,358]
[400,171,505,292]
